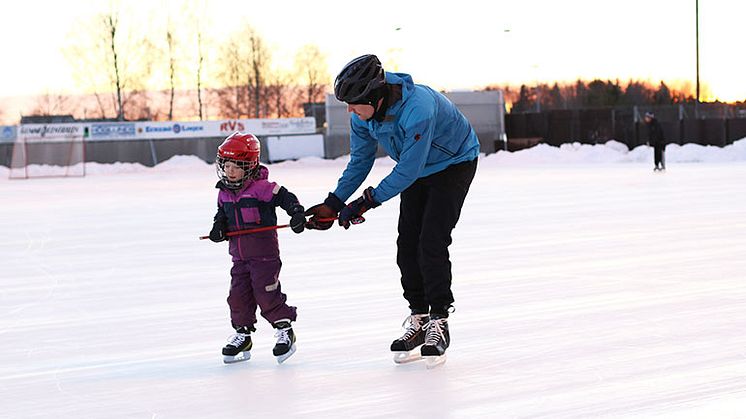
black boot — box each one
[420,316,450,356]
[390,313,429,352]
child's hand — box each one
[209,220,227,242]
[290,212,306,234]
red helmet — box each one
[216,132,261,189]
[218,132,260,162]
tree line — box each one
[499,79,698,113]
[41,5,329,122]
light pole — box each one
[694,0,699,118]
[532,64,541,113]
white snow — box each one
[2,140,746,418]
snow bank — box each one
[482,138,746,166]
[2,138,744,179]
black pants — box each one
[654,145,665,169]
[396,158,477,317]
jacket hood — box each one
[385,72,415,106]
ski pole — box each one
[199,217,338,240]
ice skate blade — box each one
[393,350,422,364]
[423,354,446,369]
[275,344,296,364]
[223,351,251,364]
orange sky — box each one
[0,0,743,123]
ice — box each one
[1,140,746,417]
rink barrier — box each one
[0,118,323,168]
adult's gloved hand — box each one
[305,193,345,230]
[209,218,228,242]
[339,187,380,229]
[289,210,306,234]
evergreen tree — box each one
[653,82,673,105]
[575,80,588,108]
[548,83,563,109]
[512,84,533,113]
[622,81,650,106]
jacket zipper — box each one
[231,193,244,260]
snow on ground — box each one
[2,140,746,418]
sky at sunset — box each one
[0,0,744,120]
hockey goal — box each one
[9,134,86,179]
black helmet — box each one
[334,54,385,104]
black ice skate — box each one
[420,317,449,369]
[222,326,254,364]
[391,313,429,364]
[272,320,296,364]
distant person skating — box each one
[644,111,666,171]
[208,132,306,364]
[304,54,480,367]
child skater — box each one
[208,132,306,364]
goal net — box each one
[9,134,86,179]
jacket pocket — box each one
[240,207,261,225]
[431,141,456,157]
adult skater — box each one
[644,111,666,171]
[304,54,479,367]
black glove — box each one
[339,187,380,229]
[289,211,306,234]
[305,193,345,230]
[209,217,227,242]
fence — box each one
[505,103,746,150]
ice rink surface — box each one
[2,146,746,418]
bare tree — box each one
[245,26,271,118]
[65,6,156,121]
[65,19,114,118]
[31,92,73,116]
[103,14,125,120]
[179,0,210,120]
[215,35,248,119]
[266,71,294,118]
[294,44,329,106]
[196,31,205,120]
[160,2,190,121]
[165,24,177,120]
[214,24,272,119]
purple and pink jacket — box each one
[214,166,303,262]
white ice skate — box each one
[273,321,296,364]
[223,351,252,364]
[393,350,422,364]
[423,354,447,369]
[275,344,296,364]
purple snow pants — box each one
[227,256,297,329]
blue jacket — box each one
[333,72,480,203]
